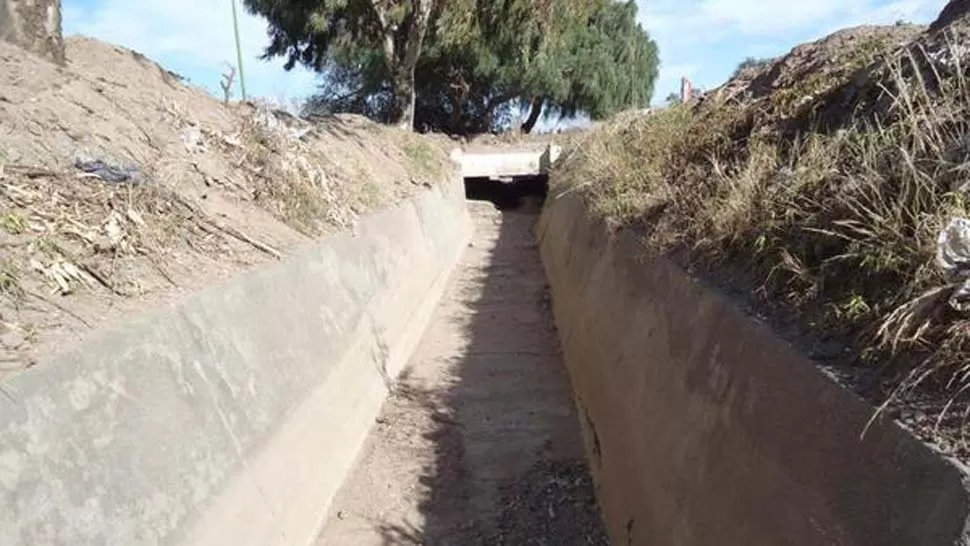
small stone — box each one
[337,511,346,520]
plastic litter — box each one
[180,125,206,154]
[74,158,142,184]
[936,217,970,311]
[251,102,314,141]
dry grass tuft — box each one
[0,164,218,298]
[399,136,442,180]
[554,29,970,442]
[216,106,378,236]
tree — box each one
[550,0,658,126]
[419,0,658,133]
[243,0,436,130]
[414,0,607,133]
[287,0,659,134]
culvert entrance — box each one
[315,174,608,545]
[464,174,549,213]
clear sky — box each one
[645,0,947,100]
[62,0,949,111]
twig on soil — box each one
[198,219,281,259]
[172,193,281,259]
[0,183,32,207]
[139,249,178,287]
[4,165,60,179]
[79,263,127,296]
[24,288,92,328]
[189,162,253,199]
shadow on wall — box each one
[370,203,607,545]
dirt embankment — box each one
[554,0,970,462]
[0,36,455,376]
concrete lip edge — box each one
[452,144,562,179]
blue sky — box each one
[62,0,948,113]
[646,0,947,101]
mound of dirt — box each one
[693,23,924,146]
[554,0,970,463]
[931,0,970,31]
[714,25,923,104]
[0,36,456,376]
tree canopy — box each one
[243,0,436,128]
[246,0,659,133]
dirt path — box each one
[314,201,608,545]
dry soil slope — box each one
[0,35,455,376]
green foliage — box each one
[243,0,435,127]
[555,1,659,120]
[400,138,438,177]
[271,0,659,133]
[434,0,658,132]
[0,213,27,235]
[242,0,377,71]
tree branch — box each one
[367,0,389,31]
[367,0,396,60]
[401,0,434,68]
[486,93,515,113]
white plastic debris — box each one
[251,102,314,142]
[936,217,970,311]
[180,125,205,154]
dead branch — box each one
[220,63,237,105]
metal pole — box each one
[230,0,248,100]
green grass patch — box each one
[0,213,28,235]
[401,138,440,179]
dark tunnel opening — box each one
[463,175,549,213]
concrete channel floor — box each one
[314,200,609,545]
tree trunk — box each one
[370,0,434,131]
[448,75,470,134]
[0,0,64,64]
[482,93,512,132]
[449,92,462,133]
[391,67,417,130]
[520,96,544,133]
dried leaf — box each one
[104,214,124,246]
[126,209,145,226]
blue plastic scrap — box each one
[74,159,142,184]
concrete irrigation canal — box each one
[1,145,969,545]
